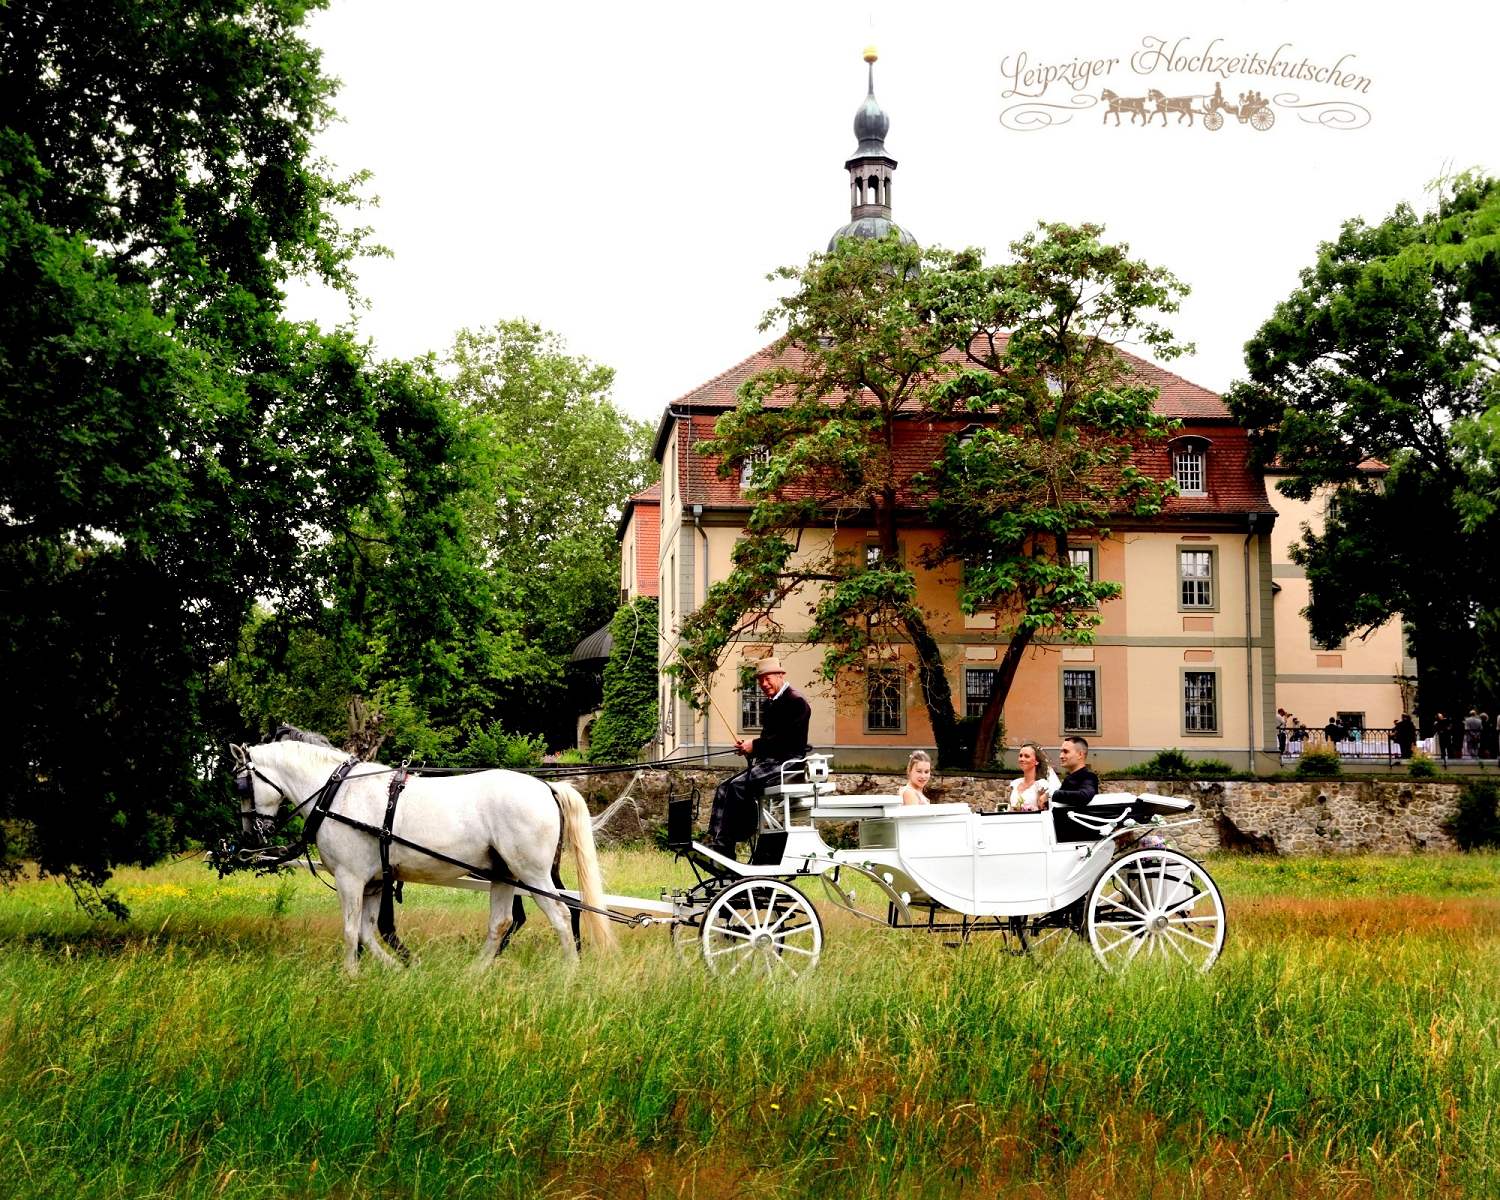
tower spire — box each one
[828,47,916,252]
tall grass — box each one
[0,852,1495,1198]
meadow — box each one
[0,849,1496,1199]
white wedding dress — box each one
[1007,767,1061,811]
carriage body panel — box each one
[747,765,1197,920]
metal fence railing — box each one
[1279,726,1491,766]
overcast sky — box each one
[284,0,1499,423]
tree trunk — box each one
[903,611,961,767]
[971,626,1035,768]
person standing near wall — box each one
[1393,713,1417,759]
[1463,709,1482,758]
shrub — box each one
[1295,745,1343,778]
[589,598,659,764]
[456,722,548,768]
[1124,749,1233,779]
[1446,778,1500,849]
[1133,749,1194,778]
[1408,751,1437,779]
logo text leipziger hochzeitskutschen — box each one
[1000,35,1372,132]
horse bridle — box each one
[231,747,337,849]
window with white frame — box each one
[1178,548,1214,609]
[964,668,997,720]
[1062,667,1099,733]
[864,541,903,631]
[660,682,674,736]
[740,679,765,731]
[1066,545,1096,607]
[1183,670,1219,733]
[1173,444,1206,495]
[865,668,904,732]
[739,448,771,489]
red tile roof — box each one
[662,336,1270,520]
[666,335,1231,419]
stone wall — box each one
[575,768,1462,856]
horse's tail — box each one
[555,782,618,952]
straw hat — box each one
[754,656,787,678]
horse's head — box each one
[230,741,294,847]
[1101,88,1116,100]
[1148,89,1164,100]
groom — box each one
[1053,735,1100,807]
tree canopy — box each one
[674,226,1186,767]
[588,597,660,764]
[1226,172,1500,724]
[0,0,390,894]
[225,321,656,761]
[448,318,656,739]
[0,3,648,902]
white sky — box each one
[285,0,1500,423]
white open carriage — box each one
[223,747,1225,977]
[659,754,1227,978]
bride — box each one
[1007,741,1060,811]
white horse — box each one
[231,737,616,973]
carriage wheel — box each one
[701,878,823,978]
[1085,849,1225,972]
[1203,110,1224,131]
[1250,106,1275,131]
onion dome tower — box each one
[827,48,917,252]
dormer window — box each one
[740,448,771,490]
[1172,439,1208,496]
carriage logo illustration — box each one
[1101,81,1275,130]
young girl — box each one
[899,750,932,805]
[1007,741,1060,811]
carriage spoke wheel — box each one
[1250,107,1275,131]
[1086,849,1225,972]
[701,879,822,979]
[1203,110,1224,131]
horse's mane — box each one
[261,735,354,770]
[273,724,337,748]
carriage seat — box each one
[761,754,837,804]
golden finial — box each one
[863,45,878,64]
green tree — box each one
[924,222,1186,766]
[0,0,407,897]
[589,598,660,763]
[224,350,528,763]
[1226,175,1500,724]
[675,236,968,760]
[447,320,656,745]
[674,227,1184,768]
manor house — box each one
[617,54,1409,771]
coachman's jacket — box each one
[748,685,812,765]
